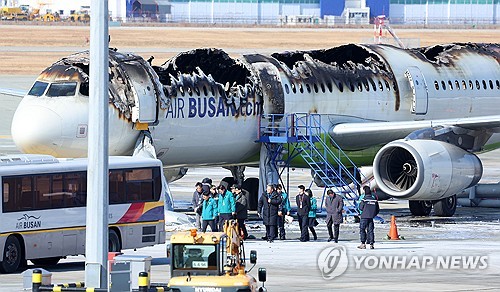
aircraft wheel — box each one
[0,236,25,273]
[433,195,457,217]
[409,200,432,216]
[242,177,259,211]
[109,229,122,252]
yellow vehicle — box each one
[39,12,60,22]
[0,7,28,21]
[68,11,90,22]
[168,220,267,291]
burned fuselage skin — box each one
[11,43,500,168]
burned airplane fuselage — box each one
[11,43,500,168]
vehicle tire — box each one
[0,236,25,273]
[31,257,61,266]
[409,200,432,216]
[242,178,259,211]
[433,195,457,217]
[109,229,122,252]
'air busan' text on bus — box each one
[165,97,262,119]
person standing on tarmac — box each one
[192,182,204,230]
[217,184,236,231]
[296,185,311,242]
[258,184,283,242]
[210,185,219,229]
[325,189,344,243]
[358,186,380,249]
[276,184,291,240]
[201,193,217,232]
[306,189,318,241]
[232,184,249,239]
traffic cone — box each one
[387,215,401,240]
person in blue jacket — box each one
[201,193,217,232]
[306,189,318,241]
[276,184,291,240]
[217,184,236,231]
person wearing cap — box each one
[296,185,310,242]
[217,184,236,231]
[258,184,282,242]
[358,186,380,249]
[232,184,248,239]
[276,184,291,240]
[201,192,217,232]
[325,189,344,243]
[192,182,204,230]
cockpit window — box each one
[46,82,77,97]
[27,81,49,97]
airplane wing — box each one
[330,115,500,150]
[0,88,26,97]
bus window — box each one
[109,170,125,204]
[20,176,33,210]
[125,168,154,202]
[34,175,51,209]
[64,172,86,207]
[51,174,64,208]
[3,182,15,212]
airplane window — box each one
[46,82,77,97]
[327,82,333,93]
[448,80,453,90]
[434,81,439,90]
[299,83,304,94]
[313,83,318,93]
[320,83,325,93]
[441,81,446,90]
[211,86,215,96]
[28,81,49,97]
[284,84,290,94]
[291,83,296,94]
[187,87,193,96]
[218,86,224,97]
[482,80,487,90]
[305,84,311,93]
[337,82,343,93]
[79,82,89,96]
[496,80,499,90]
[369,79,376,91]
[489,80,493,90]
[349,82,355,92]
[179,86,185,96]
[475,80,480,90]
[363,80,369,92]
[378,81,383,91]
[384,80,390,91]
[462,80,467,90]
[194,86,200,96]
[469,80,473,89]
[357,82,363,92]
[455,80,460,90]
[203,86,208,96]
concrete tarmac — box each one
[1,76,500,291]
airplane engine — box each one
[163,167,188,183]
[373,139,482,201]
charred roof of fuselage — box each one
[410,43,500,66]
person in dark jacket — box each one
[306,189,318,241]
[258,184,283,242]
[192,182,204,229]
[232,184,248,239]
[296,185,311,242]
[358,186,380,249]
[325,189,344,243]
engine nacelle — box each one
[373,139,482,201]
[163,167,188,183]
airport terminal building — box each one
[2,0,499,25]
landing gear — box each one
[0,236,25,273]
[433,195,457,217]
[409,200,432,216]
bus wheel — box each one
[109,229,121,252]
[0,236,24,273]
[31,257,61,266]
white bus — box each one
[0,154,172,273]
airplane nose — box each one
[11,105,63,155]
